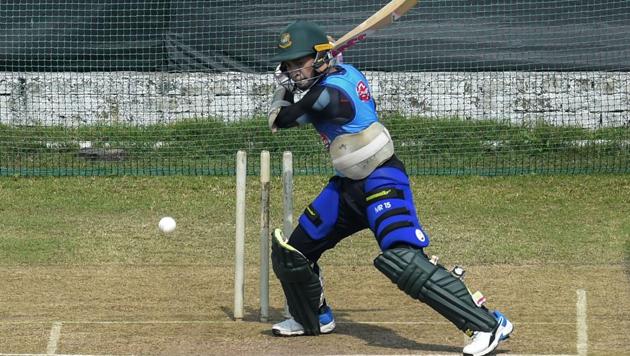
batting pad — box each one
[374,247,498,334]
[271,229,323,335]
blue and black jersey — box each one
[274,64,378,148]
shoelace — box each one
[470,331,482,340]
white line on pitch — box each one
[0,354,120,356]
[0,354,578,356]
[46,322,62,355]
[323,354,577,356]
[0,320,574,326]
[0,320,572,325]
[337,320,574,325]
[576,289,588,356]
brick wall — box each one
[1,71,628,128]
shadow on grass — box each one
[333,321,463,353]
[223,305,514,354]
[253,307,464,354]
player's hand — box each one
[267,86,290,133]
[268,105,281,133]
[327,36,343,66]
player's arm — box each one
[273,85,354,129]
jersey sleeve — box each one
[274,85,355,129]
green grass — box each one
[0,174,628,267]
[1,116,628,176]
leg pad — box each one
[374,247,497,334]
[271,229,322,335]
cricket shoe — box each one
[271,306,336,336]
[463,310,513,356]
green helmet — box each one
[271,20,332,63]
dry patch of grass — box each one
[1,174,628,354]
[0,265,628,355]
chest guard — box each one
[329,121,394,180]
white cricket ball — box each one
[158,216,176,233]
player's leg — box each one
[374,247,513,355]
[363,158,430,251]
[270,228,335,336]
[364,159,512,355]
[271,177,367,336]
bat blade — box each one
[331,0,418,56]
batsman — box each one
[267,20,513,356]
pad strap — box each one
[271,229,322,335]
[374,248,498,334]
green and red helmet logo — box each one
[279,32,292,49]
[271,20,330,63]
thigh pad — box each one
[298,180,340,240]
[364,167,429,249]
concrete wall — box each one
[1,71,628,128]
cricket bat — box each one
[331,0,419,56]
